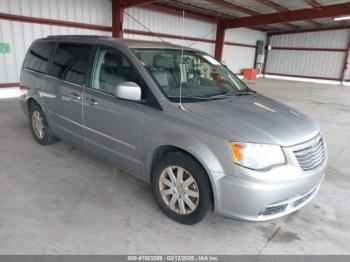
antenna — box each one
[178,10,185,110]
[124,10,166,43]
[188,28,216,47]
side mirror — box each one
[113,82,141,101]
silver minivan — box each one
[20,36,327,224]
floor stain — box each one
[276,231,301,243]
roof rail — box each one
[47,35,109,39]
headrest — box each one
[103,53,120,67]
[153,54,175,70]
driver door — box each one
[83,46,145,174]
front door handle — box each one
[85,97,98,106]
[68,92,81,100]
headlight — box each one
[229,142,285,170]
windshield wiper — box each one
[209,90,255,99]
[234,90,256,96]
[168,95,212,101]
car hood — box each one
[184,93,320,147]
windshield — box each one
[133,48,252,102]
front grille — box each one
[293,135,326,172]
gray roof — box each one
[118,38,192,50]
[46,35,195,51]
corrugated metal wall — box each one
[0,0,265,85]
[0,0,112,84]
[266,29,350,80]
[223,28,266,74]
[123,7,216,55]
[0,0,112,25]
[124,8,265,74]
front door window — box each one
[92,47,143,96]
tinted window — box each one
[51,43,93,85]
[92,47,146,97]
[24,41,55,74]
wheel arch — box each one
[151,145,215,204]
[25,93,50,124]
[26,97,41,112]
[148,142,223,209]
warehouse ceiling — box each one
[129,0,350,33]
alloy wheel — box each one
[159,166,199,214]
[32,111,45,139]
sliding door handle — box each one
[85,97,98,106]
[67,93,81,100]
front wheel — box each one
[151,152,212,225]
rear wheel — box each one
[152,152,212,225]
[29,104,58,145]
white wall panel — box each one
[124,7,217,41]
[267,29,350,80]
[225,28,266,45]
[124,10,266,73]
[124,7,217,62]
[0,0,112,26]
[0,20,111,83]
[223,28,266,74]
[124,33,215,56]
[271,29,350,49]
[222,46,257,74]
[0,1,267,84]
[0,0,112,84]
[266,50,345,79]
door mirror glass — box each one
[113,82,141,101]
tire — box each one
[151,152,212,225]
[29,104,58,145]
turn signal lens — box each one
[229,141,285,170]
[230,143,243,162]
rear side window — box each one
[24,41,55,74]
[51,43,93,86]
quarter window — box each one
[24,41,55,74]
[51,43,93,85]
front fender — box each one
[142,131,227,207]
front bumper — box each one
[212,135,327,221]
[214,171,324,221]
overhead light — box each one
[334,16,350,21]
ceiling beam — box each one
[254,0,289,12]
[149,2,278,32]
[112,0,124,37]
[122,0,157,8]
[145,4,219,23]
[120,0,280,32]
[214,22,225,60]
[254,0,322,27]
[303,0,322,8]
[224,2,350,28]
[164,1,233,20]
[207,0,260,16]
[253,25,278,31]
[207,0,298,29]
[303,0,346,27]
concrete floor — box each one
[0,78,349,254]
